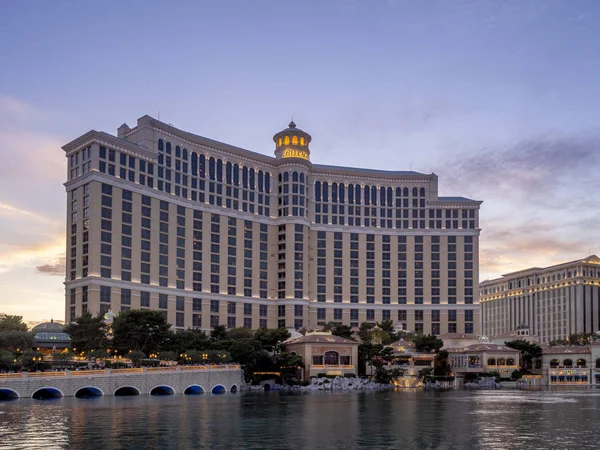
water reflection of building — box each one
[281,331,358,380]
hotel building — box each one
[480,255,600,344]
[63,115,481,333]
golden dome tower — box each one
[273,120,312,162]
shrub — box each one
[274,376,283,385]
[344,373,356,378]
[511,370,523,380]
[317,373,327,378]
[323,379,331,384]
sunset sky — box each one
[1,0,600,322]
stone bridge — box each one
[0,365,243,399]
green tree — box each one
[111,310,173,355]
[226,327,254,340]
[128,350,146,367]
[64,312,109,354]
[433,349,452,378]
[322,322,355,340]
[277,352,305,382]
[357,322,375,343]
[171,329,210,353]
[210,325,228,341]
[0,314,28,332]
[0,330,34,351]
[253,327,291,353]
[413,334,444,354]
[0,349,16,371]
[505,339,543,371]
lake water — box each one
[0,389,599,449]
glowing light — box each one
[282,149,309,160]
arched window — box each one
[339,184,345,203]
[412,187,418,197]
[550,359,560,368]
[278,138,282,147]
[175,145,181,158]
[283,172,289,183]
[292,171,299,182]
[315,181,321,201]
[332,183,338,203]
[226,162,232,184]
[396,187,402,197]
[577,358,586,367]
[166,141,172,154]
[265,172,271,193]
[209,157,216,180]
[355,185,361,204]
[364,185,370,205]
[387,187,393,207]
[420,187,425,197]
[191,152,198,176]
[322,182,329,202]
[233,164,239,186]
[403,187,409,197]
[487,358,496,366]
[182,148,188,160]
[216,159,223,182]
[371,186,377,206]
[292,135,298,145]
[199,154,205,178]
[299,173,305,184]
[380,186,386,206]
[595,358,600,368]
[243,166,248,188]
[158,139,164,151]
[564,358,573,367]
[284,136,290,145]
[348,184,354,204]
[497,358,506,366]
[507,358,515,366]
[249,168,255,190]
[258,170,264,192]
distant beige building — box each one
[480,256,600,344]
[63,115,482,333]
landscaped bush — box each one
[322,379,330,384]
[344,374,356,378]
[317,373,327,378]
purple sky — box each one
[1,0,600,322]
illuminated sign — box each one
[282,149,309,160]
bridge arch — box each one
[230,384,238,393]
[211,384,226,394]
[32,387,64,400]
[184,384,205,395]
[75,387,104,398]
[150,385,175,396]
[0,388,20,400]
[114,386,141,396]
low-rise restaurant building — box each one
[447,343,521,382]
[281,331,358,380]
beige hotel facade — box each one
[63,115,481,333]
[480,255,600,344]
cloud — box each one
[36,254,66,276]
[437,132,600,202]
